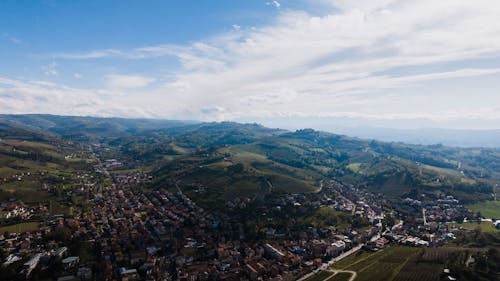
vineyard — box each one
[330,272,353,281]
[331,246,419,281]
[331,246,484,281]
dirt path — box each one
[325,269,357,281]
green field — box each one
[332,247,419,281]
[0,222,41,233]
[449,221,499,233]
[332,246,442,281]
[330,272,353,281]
[331,246,493,281]
[304,271,334,281]
[466,200,500,218]
[347,163,363,174]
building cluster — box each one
[1,202,31,220]
[1,151,476,281]
[326,182,385,224]
[1,169,389,280]
[402,195,468,224]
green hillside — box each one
[1,114,499,207]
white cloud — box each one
[53,45,181,60]
[2,33,22,44]
[42,62,58,76]
[53,49,125,59]
[8,0,500,127]
[152,0,500,120]
[105,74,155,89]
[266,1,281,8]
[0,76,168,118]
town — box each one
[0,149,486,281]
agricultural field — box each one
[303,271,334,281]
[462,222,499,232]
[331,246,455,281]
[466,200,500,218]
[332,246,419,281]
[0,221,41,233]
[448,221,499,233]
[330,272,354,281]
[331,246,489,281]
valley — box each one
[0,115,499,281]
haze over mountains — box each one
[4,114,500,148]
[238,116,500,148]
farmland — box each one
[332,246,418,281]
[330,272,354,281]
[331,246,495,281]
[303,271,334,281]
[330,246,482,281]
[448,221,500,233]
[466,200,500,218]
[0,222,41,233]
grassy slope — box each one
[466,200,500,218]
[3,115,499,205]
[147,126,500,207]
[152,142,321,209]
[447,222,499,233]
[0,128,94,217]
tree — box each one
[50,226,71,242]
[382,214,396,229]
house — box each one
[374,237,389,249]
[23,253,41,276]
[3,253,22,266]
[61,256,79,269]
[54,247,68,259]
[264,244,285,261]
[77,267,92,280]
[326,241,346,257]
[119,267,138,281]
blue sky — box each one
[2,0,500,129]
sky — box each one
[2,0,500,130]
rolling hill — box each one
[1,114,499,207]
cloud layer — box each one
[3,0,500,128]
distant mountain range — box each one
[240,116,500,147]
[327,127,500,148]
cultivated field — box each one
[329,246,477,281]
[466,200,500,218]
